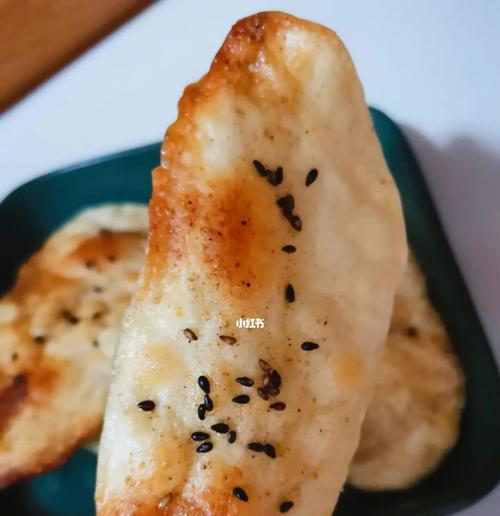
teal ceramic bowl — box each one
[0,110,499,516]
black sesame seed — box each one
[33,335,46,345]
[285,284,295,303]
[198,375,210,394]
[137,400,155,412]
[276,194,303,232]
[290,215,302,231]
[211,423,229,434]
[253,160,268,177]
[191,431,210,441]
[281,245,296,253]
[301,341,319,351]
[305,168,318,186]
[232,394,250,404]
[257,387,269,400]
[61,309,80,325]
[280,500,294,513]
[236,376,254,387]
[258,359,272,372]
[264,444,276,458]
[197,404,206,420]
[233,487,248,502]
[204,394,214,411]
[253,160,284,187]
[270,370,282,388]
[275,167,284,185]
[196,441,213,453]
[270,402,286,411]
[268,166,284,186]
[227,430,237,443]
[248,442,265,452]
[183,328,198,341]
[277,194,294,211]
[219,335,237,345]
[266,385,280,396]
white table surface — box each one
[0,0,498,514]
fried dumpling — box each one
[96,12,406,515]
[0,205,147,486]
[349,255,464,490]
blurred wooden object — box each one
[0,0,154,113]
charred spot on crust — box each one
[146,173,282,299]
[60,310,80,325]
[0,375,28,434]
[406,326,419,338]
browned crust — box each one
[145,11,267,283]
[97,491,241,516]
[144,11,332,294]
[97,459,249,515]
[0,375,28,435]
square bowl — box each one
[0,109,498,516]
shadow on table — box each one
[401,126,500,362]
